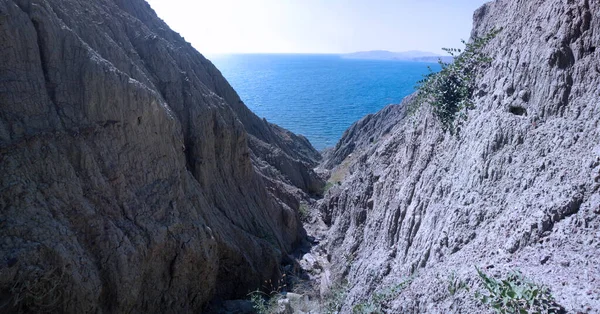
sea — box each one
[210,54,439,151]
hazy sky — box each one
[145,0,489,55]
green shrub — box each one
[322,280,349,314]
[412,29,501,135]
[475,268,564,314]
[248,275,288,314]
[447,271,468,296]
[352,278,412,314]
[298,204,310,221]
[249,289,285,314]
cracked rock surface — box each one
[318,0,600,312]
[0,0,322,312]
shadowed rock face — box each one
[320,0,600,312]
[0,0,322,312]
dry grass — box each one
[4,266,66,313]
[323,156,355,194]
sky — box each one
[145,0,490,55]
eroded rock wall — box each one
[320,0,600,312]
[0,0,321,312]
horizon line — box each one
[204,51,453,56]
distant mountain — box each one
[411,55,455,63]
[341,50,454,63]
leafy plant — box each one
[322,279,349,314]
[352,278,412,314]
[475,268,564,314]
[249,290,276,314]
[412,28,501,135]
[447,271,468,296]
[248,274,288,314]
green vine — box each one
[411,28,501,135]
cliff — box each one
[2,0,599,313]
[0,0,322,312]
[319,0,600,312]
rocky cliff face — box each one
[0,0,322,312]
[319,0,600,312]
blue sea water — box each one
[210,54,439,150]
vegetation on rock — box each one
[446,271,468,296]
[248,275,288,314]
[322,280,349,314]
[298,204,310,222]
[475,268,564,314]
[352,278,412,314]
[412,29,501,134]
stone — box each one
[284,292,304,301]
[275,298,293,314]
[299,253,320,273]
[317,0,600,312]
[0,0,322,312]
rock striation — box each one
[2,0,600,312]
[0,0,322,312]
[319,0,600,312]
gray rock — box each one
[0,0,321,312]
[299,253,320,273]
[321,95,413,170]
[318,0,600,312]
[275,298,293,314]
[284,292,304,301]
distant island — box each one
[341,50,454,63]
